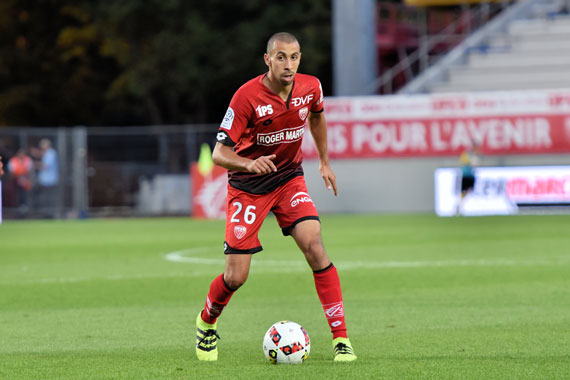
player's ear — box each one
[264,53,270,67]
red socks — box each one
[201,265,348,340]
[201,274,235,324]
[313,263,348,339]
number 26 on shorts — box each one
[230,202,257,224]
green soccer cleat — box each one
[333,337,357,362]
[196,311,220,361]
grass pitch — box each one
[0,214,569,379]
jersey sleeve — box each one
[310,78,324,113]
[217,89,251,147]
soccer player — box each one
[195,32,356,362]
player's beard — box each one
[280,71,295,86]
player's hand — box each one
[319,162,337,196]
[0,156,3,176]
[247,154,277,175]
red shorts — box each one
[224,176,319,254]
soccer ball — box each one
[262,320,310,364]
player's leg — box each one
[196,187,270,361]
[290,220,356,361]
[274,177,356,361]
[195,254,251,361]
[201,254,252,325]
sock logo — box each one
[324,302,344,319]
[331,320,342,327]
[206,296,224,318]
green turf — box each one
[1,214,569,379]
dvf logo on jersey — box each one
[234,225,247,239]
[256,104,273,117]
[291,94,314,107]
[298,107,308,121]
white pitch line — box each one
[3,248,566,285]
[164,248,568,270]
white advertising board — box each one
[435,166,570,216]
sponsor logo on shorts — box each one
[299,106,308,121]
[221,107,234,130]
[257,125,304,146]
[234,225,247,239]
[324,302,344,319]
[290,192,313,207]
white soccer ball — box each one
[263,320,310,364]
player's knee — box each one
[302,235,325,256]
[224,271,248,290]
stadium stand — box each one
[401,0,570,94]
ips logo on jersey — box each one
[256,104,273,117]
[298,107,308,121]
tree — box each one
[0,0,331,126]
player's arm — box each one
[0,156,3,175]
[212,142,276,175]
[308,111,337,196]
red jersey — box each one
[217,73,324,194]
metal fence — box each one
[0,125,218,219]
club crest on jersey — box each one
[298,107,308,121]
[221,107,234,130]
[234,225,247,240]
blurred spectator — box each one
[456,146,479,215]
[34,139,59,216]
[8,148,33,214]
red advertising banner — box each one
[302,90,570,159]
[190,164,227,219]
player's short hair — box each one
[266,32,299,54]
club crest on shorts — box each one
[234,225,247,239]
[299,106,308,121]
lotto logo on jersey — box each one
[256,104,273,117]
[257,126,304,146]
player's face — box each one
[265,40,301,86]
